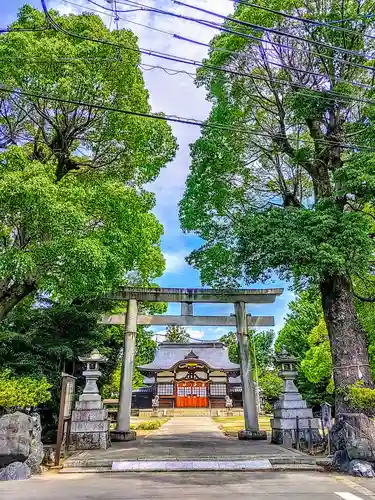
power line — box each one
[0,27,50,34]
[230,0,375,41]
[65,0,375,79]
[39,1,375,107]
[116,0,374,59]
[1,84,374,151]
[110,0,375,77]
[62,0,176,37]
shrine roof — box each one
[137,341,240,373]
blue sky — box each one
[2,0,295,340]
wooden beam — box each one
[101,314,275,327]
[104,286,283,304]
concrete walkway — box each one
[146,416,224,442]
[63,417,313,472]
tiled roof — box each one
[138,342,240,373]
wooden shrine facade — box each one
[137,342,243,409]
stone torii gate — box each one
[102,287,283,441]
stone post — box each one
[111,298,137,442]
[70,350,110,450]
[235,302,266,440]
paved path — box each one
[146,416,224,442]
[65,417,300,467]
[1,471,374,500]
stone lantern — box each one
[70,349,110,450]
[271,346,320,447]
[79,350,106,402]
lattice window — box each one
[210,384,227,396]
[157,384,174,396]
[192,386,207,397]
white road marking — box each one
[335,493,365,500]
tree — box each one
[164,325,190,343]
[219,329,283,407]
[180,0,375,412]
[0,6,177,319]
[275,290,322,358]
[220,329,274,375]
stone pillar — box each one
[70,350,110,450]
[111,298,137,442]
[235,302,266,440]
[271,347,320,447]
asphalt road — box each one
[1,471,375,500]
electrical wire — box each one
[1,84,374,151]
[68,0,375,79]
[0,27,50,33]
[230,0,375,41]
[39,0,375,106]
[62,0,176,37]
[115,0,375,59]
[109,0,375,76]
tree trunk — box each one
[320,274,373,414]
[0,279,36,321]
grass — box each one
[213,415,272,436]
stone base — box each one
[271,428,321,448]
[238,430,267,441]
[70,431,110,450]
[110,430,137,442]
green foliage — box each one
[219,329,274,376]
[219,330,283,405]
[0,6,177,318]
[300,318,332,384]
[131,418,168,430]
[347,382,375,410]
[164,325,190,343]
[258,371,283,401]
[101,326,157,397]
[275,291,322,358]
[180,0,375,408]
[0,370,51,410]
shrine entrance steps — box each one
[138,408,244,418]
[63,417,325,473]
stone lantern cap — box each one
[275,346,298,379]
[78,349,107,364]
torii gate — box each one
[102,287,283,441]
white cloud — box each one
[186,328,205,340]
[163,251,188,273]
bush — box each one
[0,370,52,411]
[348,382,375,409]
[131,418,168,430]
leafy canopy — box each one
[0,6,177,316]
[179,0,375,289]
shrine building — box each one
[136,341,243,409]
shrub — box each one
[347,382,375,410]
[0,370,52,411]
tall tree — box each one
[0,6,176,319]
[180,0,375,412]
[164,325,190,343]
[219,329,275,376]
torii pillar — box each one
[111,298,137,442]
[235,301,267,440]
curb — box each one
[61,457,328,474]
